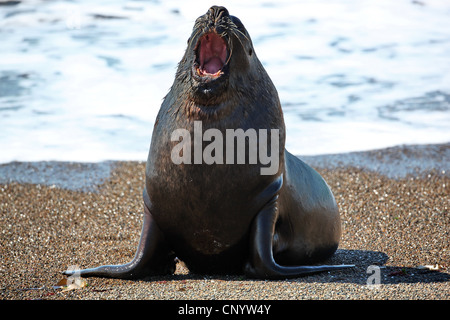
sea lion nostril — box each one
[209,6,229,19]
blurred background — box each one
[0,0,449,163]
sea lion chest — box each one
[145,117,273,258]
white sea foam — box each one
[0,0,449,163]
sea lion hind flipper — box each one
[244,196,354,279]
[63,202,175,280]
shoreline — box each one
[302,142,449,179]
[0,143,448,192]
[1,143,449,300]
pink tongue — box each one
[204,57,223,74]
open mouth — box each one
[195,32,228,78]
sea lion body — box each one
[65,6,352,280]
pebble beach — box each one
[0,143,448,301]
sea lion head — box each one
[175,6,258,107]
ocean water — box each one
[1,0,449,163]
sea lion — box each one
[64,6,353,280]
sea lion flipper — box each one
[245,196,354,279]
[63,201,175,280]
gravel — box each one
[0,144,448,300]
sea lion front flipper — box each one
[63,195,175,280]
[245,196,354,279]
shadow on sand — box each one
[319,249,450,285]
[145,249,449,285]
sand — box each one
[0,143,448,301]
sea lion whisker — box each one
[229,30,247,53]
[191,28,202,46]
[225,39,233,65]
[214,9,225,23]
[232,27,250,43]
[227,20,250,42]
